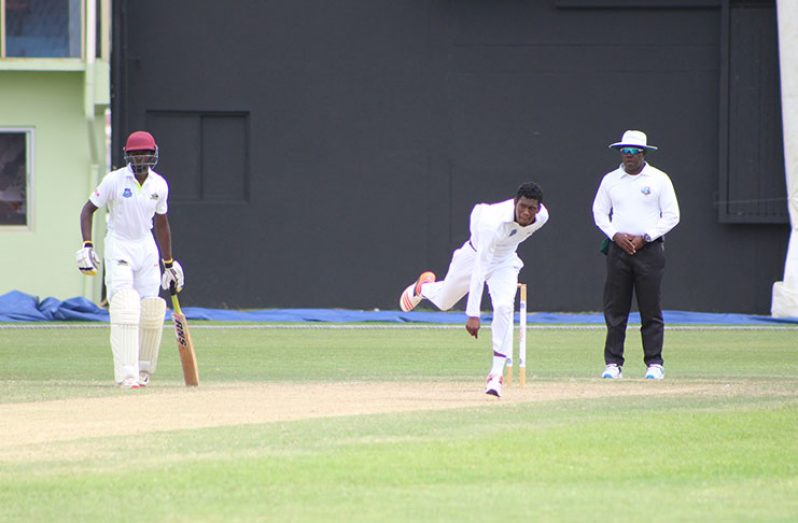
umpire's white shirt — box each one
[592,163,679,241]
[90,166,169,240]
[466,199,549,317]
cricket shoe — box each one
[601,364,622,379]
[485,374,503,398]
[138,371,151,387]
[645,364,665,380]
[118,377,141,389]
[399,271,436,312]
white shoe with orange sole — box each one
[399,271,436,312]
[118,377,141,389]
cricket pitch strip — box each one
[0,379,789,461]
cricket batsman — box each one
[77,130,184,389]
[399,182,548,398]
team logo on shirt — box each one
[641,186,651,195]
[122,188,133,198]
[509,230,517,237]
[150,193,159,200]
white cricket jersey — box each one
[89,166,169,241]
[592,163,679,241]
[466,199,549,317]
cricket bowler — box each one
[399,182,548,398]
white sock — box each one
[490,355,507,376]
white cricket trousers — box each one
[104,234,161,301]
[422,241,523,358]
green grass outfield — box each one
[0,324,796,522]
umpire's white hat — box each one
[609,130,658,151]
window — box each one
[0,129,32,226]
[2,0,83,58]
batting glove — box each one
[161,259,185,292]
[76,242,100,276]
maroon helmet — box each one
[123,131,159,173]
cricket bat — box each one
[170,284,199,386]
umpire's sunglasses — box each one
[619,147,645,155]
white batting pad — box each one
[110,288,141,383]
[139,297,166,374]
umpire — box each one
[592,130,680,380]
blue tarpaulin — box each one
[0,291,109,322]
[1,290,796,324]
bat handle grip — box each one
[169,282,182,314]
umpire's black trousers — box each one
[603,239,666,367]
